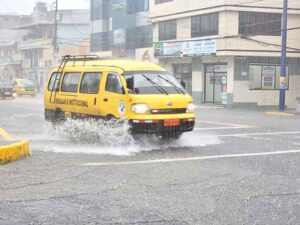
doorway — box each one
[204,64,227,104]
[173,63,192,95]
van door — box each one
[101,72,128,119]
[59,72,81,114]
[75,72,102,116]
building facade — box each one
[7,2,90,90]
[150,0,300,108]
[90,0,153,60]
[0,14,29,80]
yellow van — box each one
[44,55,195,138]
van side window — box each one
[80,72,102,94]
[47,72,61,91]
[105,73,124,94]
[61,72,81,93]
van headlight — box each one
[186,102,195,113]
[131,103,150,114]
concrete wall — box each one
[233,75,300,109]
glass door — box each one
[204,64,227,104]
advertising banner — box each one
[154,39,216,58]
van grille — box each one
[151,108,186,114]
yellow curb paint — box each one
[0,140,30,164]
[0,128,30,164]
[0,128,13,140]
[266,112,294,116]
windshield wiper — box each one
[141,74,169,95]
[158,74,185,94]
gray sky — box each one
[0,0,89,15]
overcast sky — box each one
[0,0,89,15]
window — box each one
[191,13,219,37]
[159,20,177,41]
[47,72,61,91]
[91,0,110,21]
[125,72,185,95]
[249,64,289,90]
[127,0,149,13]
[61,72,81,93]
[126,25,153,49]
[155,0,172,4]
[90,31,111,52]
[80,72,102,94]
[239,12,282,36]
[105,73,124,94]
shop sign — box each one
[221,75,227,105]
[262,66,275,89]
[182,40,216,56]
[113,29,125,45]
[154,39,216,58]
[163,42,182,56]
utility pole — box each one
[279,0,288,112]
[52,0,59,65]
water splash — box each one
[54,118,135,146]
[30,119,221,156]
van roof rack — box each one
[61,55,101,66]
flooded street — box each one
[1,95,300,224]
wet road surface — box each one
[0,95,300,225]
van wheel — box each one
[105,114,115,121]
[53,109,65,123]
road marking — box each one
[194,126,257,131]
[84,149,300,167]
[237,136,272,141]
[198,131,300,138]
[0,128,13,140]
[197,120,254,128]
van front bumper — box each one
[129,118,195,135]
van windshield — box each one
[125,72,186,95]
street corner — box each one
[0,128,30,164]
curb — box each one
[0,128,30,164]
[0,140,30,164]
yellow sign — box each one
[280,77,286,84]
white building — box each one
[150,0,300,108]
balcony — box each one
[18,38,53,50]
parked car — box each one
[14,79,37,97]
[0,80,16,99]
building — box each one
[150,0,300,108]
[0,14,29,80]
[90,0,153,60]
[14,2,90,90]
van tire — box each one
[105,114,115,121]
[54,108,65,123]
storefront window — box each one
[249,64,289,90]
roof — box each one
[61,60,166,72]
